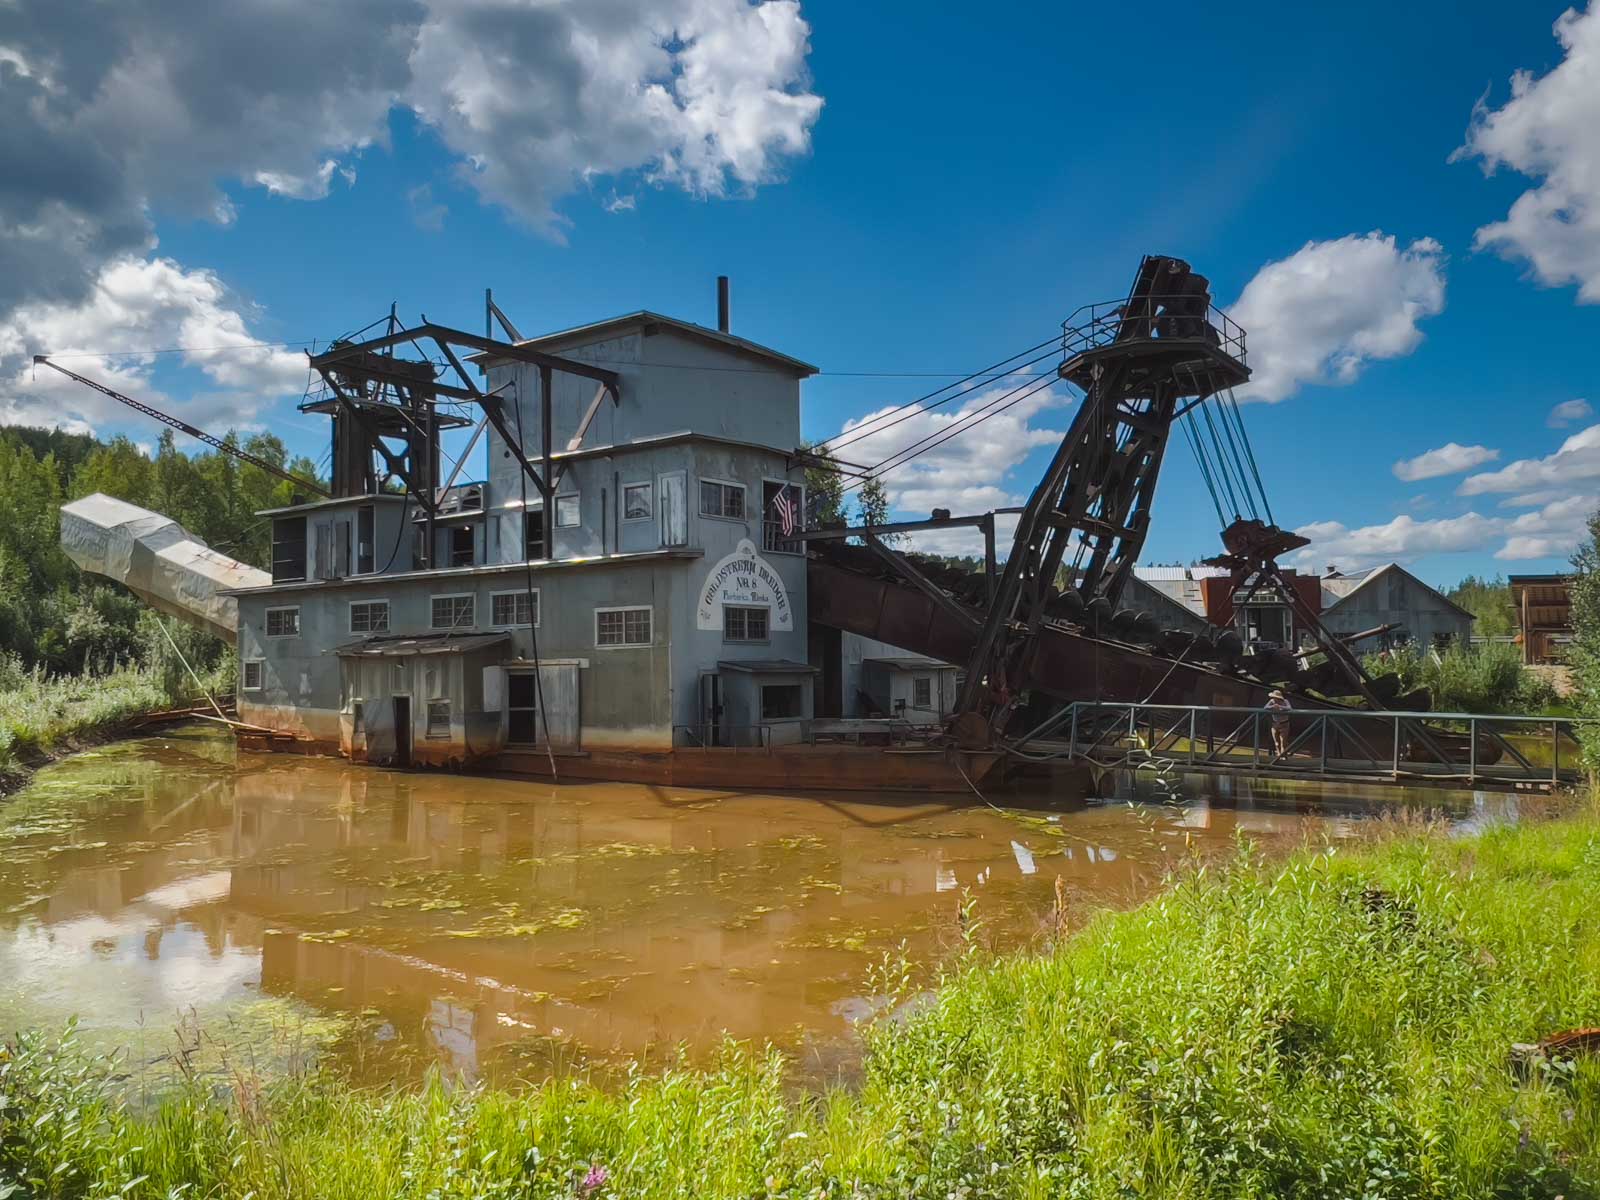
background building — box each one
[1508,574,1574,665]
[1320,564,1474,650]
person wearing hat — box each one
[1264,688,1292,758]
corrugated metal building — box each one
[1320,564,1474,649]
[227,305,824,765]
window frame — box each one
[621,481,653,522]
[555,493,581,529]
[348,599,391,635]
[425,698,451,739]
[722,604,770,643]
[489,588,540,628]
[241,659,264,691]
[356,504,376,575]
[523,503,546,561]
[264,606,301,639]
[912,675,933,709]
[429,593,476,631]
[270,516,307,584]
[760,683,804,721]
[761,477,807,555]
[698,478,747,521]
[447,523,476,568]
[594,604,653,649]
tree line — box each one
[0,426,318,676]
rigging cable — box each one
[1222,388,1274,525]
[839,373,1061,500]
[846,367,1067,484]
[819,336,1063,456]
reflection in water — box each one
[0,726,1511,1085]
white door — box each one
[658,471,687,547]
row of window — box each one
[262,596,776,645]
[257,596,652,650]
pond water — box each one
[0,726,1508,1088]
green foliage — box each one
[801,441,846,529]
[0,425,318,678]
[1446,574,1516,638]
[1365,640,1559,714]
[0,659,220,783]
[1569,511,1600,770]
[8,811,1600,1196]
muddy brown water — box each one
[0,725,1514,1089]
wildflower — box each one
[580,1163,609,1195]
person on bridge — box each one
[1265,689,1292,758]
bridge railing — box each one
[1033,701,1592,789]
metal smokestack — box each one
[716,275,730,333]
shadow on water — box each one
[0,724,1537,1092]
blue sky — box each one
[4,0,1598,586]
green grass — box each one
[0,658,220,785]
[8,806,1600,1197]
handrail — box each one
[671,723,776,752]
[1061,295,1248,366]
[1041,700,1591,790]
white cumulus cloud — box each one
[0,0,823,316]
[1549,398,1594,426]
[822,379,1072,556]
[1392,442,1499,482]
[1459,424,1600,495]
[0,257,308,435]
[1228,233,1447,403]
[1457,3,1600,300]
[1293,494,1599,569]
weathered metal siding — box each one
[1322,570,1473,649]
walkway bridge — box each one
[1021,701,1589,793]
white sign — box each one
[696,538,793,631]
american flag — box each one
[772,485,798,537]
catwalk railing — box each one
[1020,701,1590,790]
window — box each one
[242,659,264,691]
[555,494,581,528]
[622,482,652,521]
[508,672,539,745]
[431,594,475,630]
[265,607,300,638]
[426,699,451,739]
[912,676,933,709]
[356,505,375,574]
[349,601,389,634]
[448,525,475,568]
[760,684,803,720]
[491,590,538,627]
[271,516,307,583]
[762,480,805,553]
[524,508,545,561]
[596,606,652,648]
[699,480,745,520]
[723,605,769,642]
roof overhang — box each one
[334,631,511,657]
[472,310,817,378]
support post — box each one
[541,364,555,558]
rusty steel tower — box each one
[953,255,1251,739]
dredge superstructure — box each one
[52,261,1577,792]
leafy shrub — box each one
[1366,641,1558,714]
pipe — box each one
[717,276,730,333]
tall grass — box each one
[6,807,1600,1196]
[1366,640,1561,715]
[0,652,227,784]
